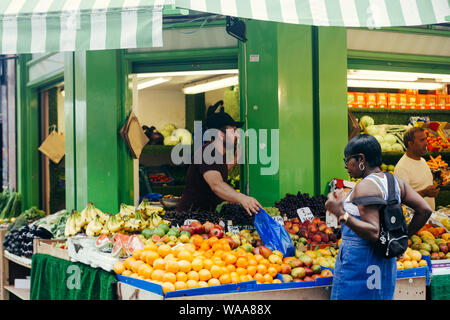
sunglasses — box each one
[343,154,361,165]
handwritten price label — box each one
[273,215,285,226]
[297,207,314,223]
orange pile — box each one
[113,235,284,294]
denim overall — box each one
[330,174,398,300]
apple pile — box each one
[284,217,338,247]
[279,253,333,283]
[178,221,263,252]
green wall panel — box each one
[316,27,348,194]
[278,23,315,197]
[17,54,40,211]
[64,53,76,211]
[73,50,132,213]
[244,20,280,206]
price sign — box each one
[228,225,240,235]
[273,215,285,226]
[183,219,199,225]
[297,207,314,223]
[326,211,338,228]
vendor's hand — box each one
[325,189,346,218]
[240,195,262,216]
[422,185,440,198]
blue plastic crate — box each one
[117,275,256,298]
[396,266,430,286]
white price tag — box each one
[228,225,240,235]
[273,216,285,226]
[326,211,338,228]
[183,219,199,225]
[297,207,314,223]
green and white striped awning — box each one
[174,0,450,28]
[0,0,164,54]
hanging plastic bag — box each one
[254,208,295,257]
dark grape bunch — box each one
[163,203,255,227]
[275,192,327,219]
[218,203,255,226]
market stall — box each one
[0,0,449,302]
[1,187,446,301]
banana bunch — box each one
[147,211,171,229]
[64,210,82,237]
[137,198,165,220]
[85,215,103,237]
[123,210,145,232]
[118,203,135,221]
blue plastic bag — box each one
[254,208,295,257]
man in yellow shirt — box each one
[394,127,439,211]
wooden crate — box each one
[33,239,69,261]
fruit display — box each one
[64,201,168,238]
[139,220,262,253]
[285,217,339,248]
[409,224,450,260]
[275,192,327,219]
[0,190,22,225]
[279,253,333,283]
[425,127,450,152]
[380,163,395,174]
[396,248,429,270]
[114,240,289,294]
[165,203,255,227]
[148,173,173,184]
[263,207,281,217]
[427,155,448,170]
[3,224,53,258]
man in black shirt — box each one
[176,110,262,216]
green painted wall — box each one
[241,22,349,205]
[316,27,348,194]
[71,50,132,213]
[242,21,316,206]
[16,54,40,211]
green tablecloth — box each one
[430,274,450,300]
[30,254,118,300]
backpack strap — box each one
[384,172,398,205]
[352,196,386,207]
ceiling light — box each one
[137,77,170,90]
[182,75,239,95]
[137,69,239,78]
[348,69,450,82]
[347,79,444,90]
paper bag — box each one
[120,111,149,159]
[38,130,66,164]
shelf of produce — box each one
[117,281,332,300]
[3,251,32,269]
[4,285,30,300]
[349,108,450,127]
[349,108,449,114]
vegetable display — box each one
[0,190,22,224]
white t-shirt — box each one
[394,154,435,210]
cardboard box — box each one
[446,95,450,110]
[377,92,387,109]
[365,93,377,108]
[417,94,428,110]
[427,95,437,110]
[388,93,398,109]
[398,93,408,109]
[347,92,356,108]
[437,95,446,110]
[355,92,366,108]
[407,94,417,109]
[14,279,30,290]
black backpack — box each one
[352,172,409,259]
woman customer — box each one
[325,134,432,300]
